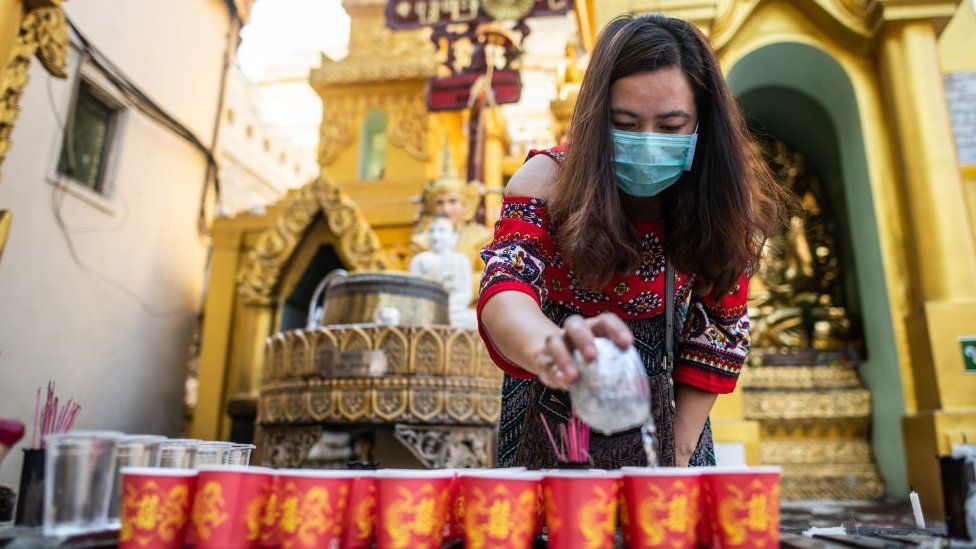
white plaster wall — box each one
[218,67,314,215]
[0,0,232,490]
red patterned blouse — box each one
[476,147,751,394]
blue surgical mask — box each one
[611,127,698,197]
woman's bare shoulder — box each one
[504,154,558,201]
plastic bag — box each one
[569,337,651,435]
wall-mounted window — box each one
[56,80,120,195]
[358,109,387,181]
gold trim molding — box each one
[742,366,864,390]
[264,325,500,381]
[259,324,502,426]
[744,389,872,420]
[760,438,874,463]
[236,173,388,305]
[0,1,68,170]
[779,463,885,499]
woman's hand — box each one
[534,313,634,390]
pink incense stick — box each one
[539,413,565,461]
[31,388,40,449]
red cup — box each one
[375,469,455,549]
[118,467,197,549]
[703,467,781,549]
[459,470,542,549]
[452,468,534,542]
[542,470,621,549]
[275,469,354,549]
[190,466,274,548]
[620,467,701,549]
[340,472,377,549]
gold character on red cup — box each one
[351,485,376,541]
[191,482,230,541]
[279,485,342,547]
[244,484,273,542]
[717,481,780,547]
[383,483,450,549]
[464,485,535,547]
[120,481,192,545]
[578,486,618,549]
[637,481,697,545]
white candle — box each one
[910,489,926,529]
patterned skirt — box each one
[496,303,716,469]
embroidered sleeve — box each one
[476,197,553,379]
[673,271,751,394]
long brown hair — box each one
[548,14,789,299]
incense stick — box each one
[30,382,81,449]
[540,413,565,462]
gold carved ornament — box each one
[0,3,69,169]
[236,174,387,305]
[309,19,435,87]
[388,94,430,161]
[743,389,871,420]
[317,104,355,166]
[0,2,68,262]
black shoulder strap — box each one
[665,258,675,372]
[664,258,677,413]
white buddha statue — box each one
[409,216,476,328]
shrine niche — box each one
[743,137,883,500]
[749,139,861,355]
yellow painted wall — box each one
[939,2,976,73]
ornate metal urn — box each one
[256,271,501,469]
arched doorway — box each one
[728,42,907,497]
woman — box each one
[477,14,787,469]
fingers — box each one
[588,312,634,349]
[534,313,633,390]
[563,315,596,362]
[540,333,579,389]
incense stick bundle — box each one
[540,409,591,464]
[29,382,81,449]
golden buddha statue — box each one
[747,140,856,354]
[412,146,493,276]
